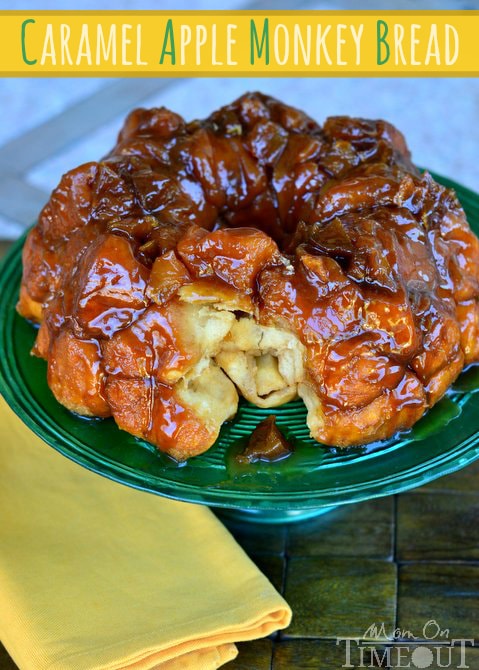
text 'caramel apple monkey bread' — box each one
[18,92,479,461]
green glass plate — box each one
[1,172,479,523]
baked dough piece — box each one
[17,93,479,459]
[216,318,305,408]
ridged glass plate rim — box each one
[1,171,479,511]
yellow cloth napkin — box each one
[0,398,291,670]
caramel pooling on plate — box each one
[18,93,479,459]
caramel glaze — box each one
[17,92,479,459]
[236,416,293,464]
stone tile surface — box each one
[397,492,479,561]
[288,497,394,560]
[273,639,392,669]
[229,639,273,669]
[398,563,479,640]
[219,514,287,556]
[251,554,285,594]
[389,645,479,670]
[284,558,397,639]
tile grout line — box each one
[275,526,290,650]
[392,494,399,638]
[398,559,479,565]
[269,639,275,670]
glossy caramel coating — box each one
[17,92,479,458]
[236,416,293,464]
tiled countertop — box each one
[223,457,479,668]
[2,451,479,668]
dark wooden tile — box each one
[397,492,479,561]
[398,563,479,639]
[284,558,397,639]
[288,498,394,560]
[229,639,273,669]
[251,553,285,594]
[389,645,479,669]
[0,644,18,670]
[218,514,287,556]
[417,458,479,493]
[276,641,479,670]
[273,639,391,669]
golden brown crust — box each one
[17,92,479,458]
[47,328,110,418]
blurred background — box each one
[1,0,478,241]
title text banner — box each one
[0,11,477,76]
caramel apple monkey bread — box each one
[18,93,479,460]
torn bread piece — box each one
[215,317,305,408]
[106,359,238,461]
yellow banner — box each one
[0,11,477,76]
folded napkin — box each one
[0,398,291,670]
